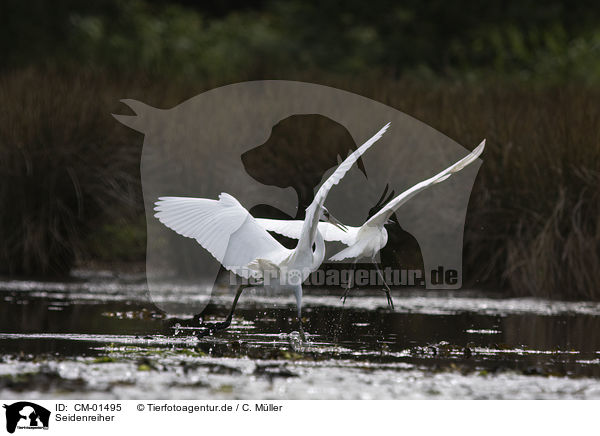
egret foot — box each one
[373,260,394,310]
[340,261,357,306]
[196,314,234,337]
[340,287,352,305]
[298,316,306,341]
[195,284,249,338]
[382,288,394,310]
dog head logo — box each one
[3,402,50,433]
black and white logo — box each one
[3,402,50,434]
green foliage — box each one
[67,1,286,80]
[85,218,146,262]
[2,0,600,82]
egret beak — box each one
[327,213,348,232]
[385,217,397,225]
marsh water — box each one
[2,271,600,399]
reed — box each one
[0,69,142,275]
[1,69,598,300]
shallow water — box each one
[1,271,600,399]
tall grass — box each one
[0,69,143,275]
[1,69,598,300]
[359,80,600,300]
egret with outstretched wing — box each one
[257,139,486,308]
[154,122,390,338]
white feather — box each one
[255,218,359,246]
[154,193,290,278]
[365,139,485,228]
[252,139,486,265]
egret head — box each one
[320,206,348,232]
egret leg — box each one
[196,284,249,337]
[341,260,357,305]
[297,315,306,341]
[373,259,394,310]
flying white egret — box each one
[256,139,486,308]
[154,122,390,338]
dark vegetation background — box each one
[0,0,599,299]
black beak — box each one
[327,213,348,232]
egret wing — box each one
[154,194,288,278]
[329,241,369,261]
[312,123,391,212]
[254,218,304,240]
[365,139,485,228]
[256,218,357,245]
[299,122,391,245]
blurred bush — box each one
[2,0,600,83]
[0,70,141,275]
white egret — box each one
[154,122,390,338]
[256,139,486,308]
